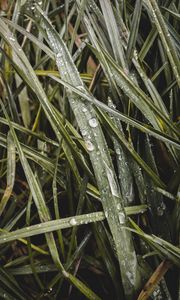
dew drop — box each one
[116,203,121,210]
[85,141,95,151]
[56,52,63,58]
[89,118,98,128]
[69,218,77,226]
[115,148,121,155]
[81,129,87,136]
[82,107,87,113]
[9,36,15,42]
[119,212,126,224]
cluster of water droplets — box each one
[152,287,163,299]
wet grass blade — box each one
[36,7,143,298]
[0,132,16,216]
[146,0,180,86]
[0,206,147,244]
[126,0,142,63]
[0,99,65,272]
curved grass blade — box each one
[126,0,142,63]
[0,132,16,216]
[0,18,91,179]
[146,0,180,87]
[99,0,127,70]
[0,99,65,273]
[0,267,26,300]
[36,7,142,298]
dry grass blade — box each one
[137,260,172,300]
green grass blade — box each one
[126,0,142,63]
[146,0,180,86]
[0,132,16,216]
[36,7,143,298]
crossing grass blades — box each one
[0,0,179,299]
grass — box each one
[0,0,179,299]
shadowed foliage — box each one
[0,1,179,299]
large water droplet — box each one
[89,118,98,128]
[69,218,77,226]
[119,212,125,224]
[85,141,95,151]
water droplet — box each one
[48,287,53,293]
[69,218,77,226]
[117,203,121,210]
[104,161,119,197]
[56,52,63,58]
[119,212,125,224]
[115,148,121,155]
[105,211,108,218]
[85,141,95,151]
[89,118,98,128]
[9,36,15,41]
[82,107,87,113]
[81,129,87,136]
